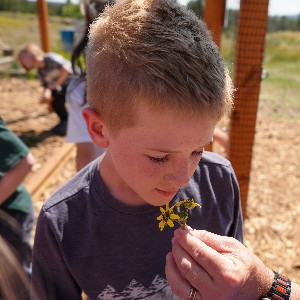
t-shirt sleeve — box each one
[38,54,72,87]
[227,168,244,242]
[0,120,28,177]
[32,207,82,299]
[48,53,73,74]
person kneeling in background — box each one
[18,43,73,135]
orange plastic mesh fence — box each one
[229,0,269,217]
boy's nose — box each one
[164,160,191,188]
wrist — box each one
[253,257,274,299]
[259,271,291,300]
[259,266,274,298]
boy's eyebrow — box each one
[146,140,213,154]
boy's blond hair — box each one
[18,44,44,67]
[87,0,233,134]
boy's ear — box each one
[82,108,110,148]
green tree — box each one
[61,3,81,18]
[186,0,204,18]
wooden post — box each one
[204,0,226,48]
[37,0,50,52]
[204,0,226,152]
[229,0,269,217]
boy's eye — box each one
[191,148,204,157]
[148,155,169,164]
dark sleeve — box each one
[32,207,82,300]
[0,119,28,176]
[227,168,244,242]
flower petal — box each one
[159,220,165,231]
[160,206,166,213]
[157,215,163,220]
[167,219,175,227]
[170,213,180,220]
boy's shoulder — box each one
[200,151,232,168]
[42,159,98,212]
[195,151,237,183]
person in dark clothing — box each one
[18,44,73,135]
[0,117,35,276]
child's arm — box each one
[0,152,35,204]
[47,65,71,91]
[40,87,52,104]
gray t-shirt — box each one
[32,151,243,300]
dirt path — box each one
[1,77,299,283]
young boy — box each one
[18,44,73,135]
[32,0,243,299]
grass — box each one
[0,11,75,79]
[0,11,73,61]
[1,12,299,120]
[259,31,300,120]
[220,30,300,121]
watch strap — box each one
[260,271,291,300]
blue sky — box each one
[45,0,300,16]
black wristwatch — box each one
[259,271,291,300]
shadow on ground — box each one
[17,130,58,148]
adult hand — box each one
[165,228,274,300]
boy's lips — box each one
[155,188,177,197]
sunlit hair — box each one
[72,0,116,73]
[86,0,234,135]
[18,44,44,70]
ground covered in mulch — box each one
[1,77,300,283]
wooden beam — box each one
[204,0,226,152]
[229,0,269,217]
[37,0,50,52]
[25,143,75,201]
[204,0,226,48]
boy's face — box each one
[93,104,216,207]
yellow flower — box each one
[157,202,180,231]
[176,198,201,209]
[157,199,201,231]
